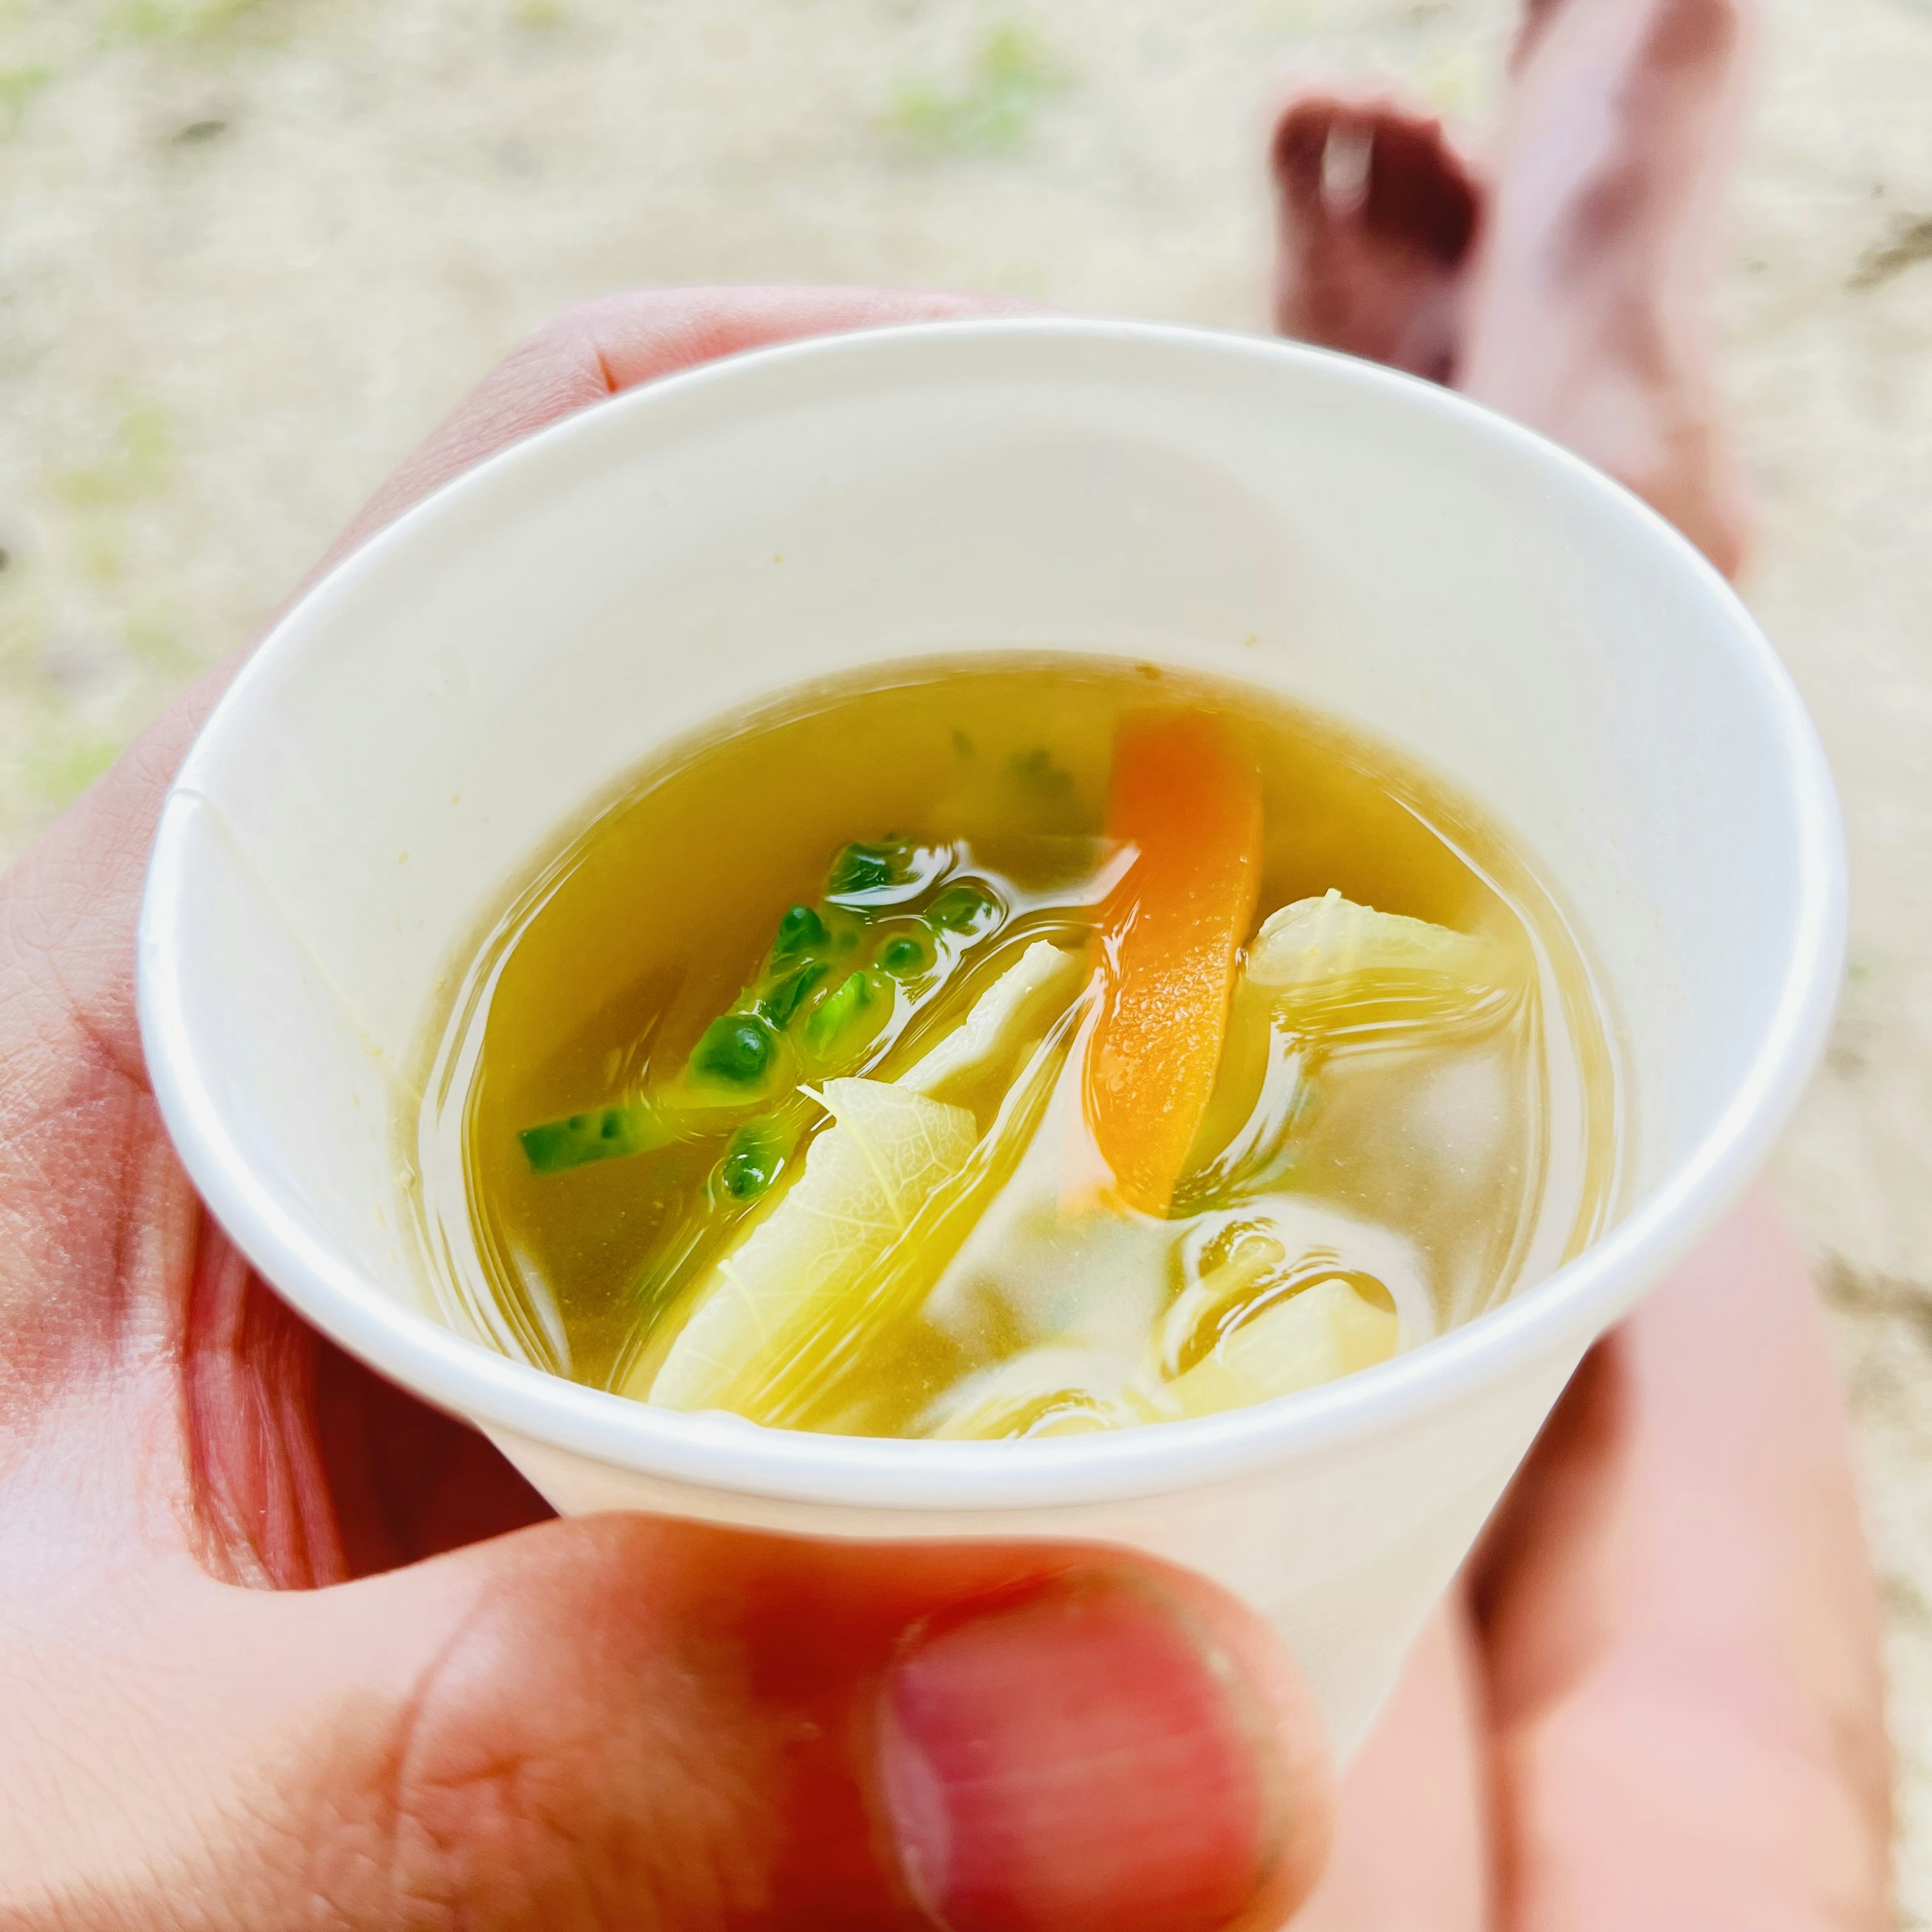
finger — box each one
[326,285,1037,580]
[1474,1192,1891,1930]
[181,1224,557,1585]
[10,1521,1334,1932]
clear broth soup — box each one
[409,656,1623,1439]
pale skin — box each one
[0,25,1895,1915]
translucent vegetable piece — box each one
[775,999,1081,1434]
[1248,889,1495,987]
[924,1261,1402,1435]
[1160,1277,1397,1418]
[898,940,1084,1103]
[1161,1199,1435,1366]
[1244,889,1516,1043]
[920,1345,1152,1439]
[643,1078,977,1414]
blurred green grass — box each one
[887,23,1071,157]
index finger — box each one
[322,285,1037,589]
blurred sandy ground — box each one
[1,0,1927,1912]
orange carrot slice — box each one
[1084,709,1263,1216]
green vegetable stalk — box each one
[516,834,1013,1176]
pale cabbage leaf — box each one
[897,940,1083,1103]
[1244,889,1515,1042]
[1158,1277,1397,1419]
[642,1077,976,1414]
[919,1270,1400,1437]
[922,1186,1417,1436]
[1160,1199,1435,1364]
[919,1343,1153,1439]
[1247,888,1497,989]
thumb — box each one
[158,1515,1334,1930]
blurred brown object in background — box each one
[1271,96,1483,384]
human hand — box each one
[0,287,1335,1932]
[0,284,1890,1932]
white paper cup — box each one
[137,319,1842,1759]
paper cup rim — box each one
[138,317,1846,1512]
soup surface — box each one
[410,656,1622,1437]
